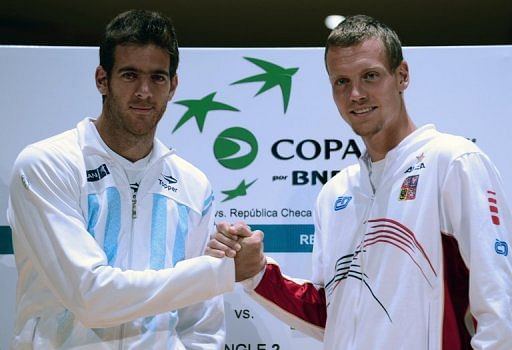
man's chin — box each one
[128,128,154,137]
[124,122,156,137]
[351,125,381,138]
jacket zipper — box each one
[132,192,137,219]
[352,157,377,346]
[118,163,136,350]
[113,153,167,348]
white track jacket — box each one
[245,125,512,349]
[7,118,234,349]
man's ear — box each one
[397,60,410,92]
[95,65,109,96]
[168,74,178,101]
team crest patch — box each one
[399,175,419,201]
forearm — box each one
[245,262,326,340]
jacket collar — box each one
[76,118,174,164]
[359,124,438,164]
[357,124,438,178]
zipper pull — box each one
[130,182,139,219]
[132,195,137,219]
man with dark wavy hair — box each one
[208,15,512,349]
[7,9,245,349]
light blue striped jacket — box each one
[8,118,234,349]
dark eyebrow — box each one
[151,69,170,77]
[117,66,170,77]
[117,66,138,73]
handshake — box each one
[206,222,267,282]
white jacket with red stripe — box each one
[246,125,512,349]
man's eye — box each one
[335,78,348,86]
[121,72,137,80]
[364,72,379,81]
[152,75,168,83]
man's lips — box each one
[129,105,153,113]
[350,106,377,116]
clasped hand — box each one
[206,222,266,282]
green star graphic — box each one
[232,57,299,113]
[221,179,257,202]
[172,92,239,133]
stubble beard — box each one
[104,93,167,140]
[352,122,383,138]
[344,112,383,139]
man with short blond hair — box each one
[208,15,512,349]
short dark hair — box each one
[325,15,403,71]
[99,9,179,77]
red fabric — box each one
[254,264,327,328]
[442,235,472,350]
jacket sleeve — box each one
[440,151,512,350]
[244,197,327,341]
[176,192,226,348]
[7,145,234,328]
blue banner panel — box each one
[0,225,314,254]
[250,224,314,252]
[0,226,13,254]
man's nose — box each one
[349,82,367,103]
[135,77,152,99]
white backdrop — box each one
[1,45,511,349]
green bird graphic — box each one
[232,57,299,113]
[173,92,239,133]
[221,179,257,202]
